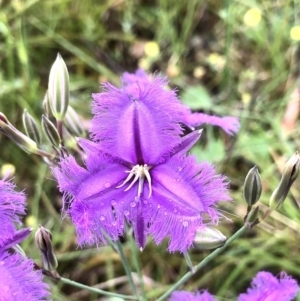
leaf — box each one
[191,139,225,163]
[181,85,212,110]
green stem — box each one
[115,240,139,298]
[183,252,195,273]
[59,276,137,300]
[56,120,64,147]
[128,229,146,300]
[156,226,247,301]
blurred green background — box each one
[1,0,300,300]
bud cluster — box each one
[243,152,300,227]
[0,54,86,164]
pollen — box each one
[117,164,152,198]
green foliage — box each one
[1,0,300,300]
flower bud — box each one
[0,112,39,154]
[243,166,262,207]
[48,53,69,121]
[244,206,260,228]
[22,109,42,146]
[42,115,60,148]
[35,225,58,271]
[42,91,52,118]
[64,106,85,137]
[193,226,226,250]
[269,152,300,210]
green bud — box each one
[48,53,69,121]
[42,91,52,118]
[64,106,85,137]
[243,166,262,207]
[35,225,58,271]
[22,109,42,146]
[42,115,60,148]
[193,226,226,250]
[269,152,300,210]
[244,206,260,228]
[0,112,39,154]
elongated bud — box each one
[42,115,60,148]
[35,225,58,271]
[243,166,262,208]
[269,152,300,210]
[48,53,69,121]
[0,112,39,154]
[193,226,226,250]
[22,109,42,145]
[42,91,51,118]
[64,106,85,137]
[244,206,260,228]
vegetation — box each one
[1,0,300,300]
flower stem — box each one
[127,228,147,300]
[156,225,247,301]
[59,276,137,300]
[115,240,139,299]
[183,252,195,273]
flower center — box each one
[117,164,152,198]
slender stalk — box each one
[36,148,57,161]
[115,240,139,298]
[156,226,247,301]
[127,229,146,300]
[59,276,137,300]
[183,252,195,273]
[56,119,64,147]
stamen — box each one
[117,164,152,198]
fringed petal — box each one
[122,69,150,85]
[158,130,202,164]
[0,228,32,252]
[0,251,50,301]
[238,271,299,301]
[144,155,230,252]
[0,177,26,247]
[91,77,186,164]
[186,113,240,135]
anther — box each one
[117,164,152,198]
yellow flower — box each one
[0,163,15,177]
[207,53,225,69]
[242,93,251,105]
[144,41,160,58]
[25,215,38,227]
[290,26,300,41]
[243,8,262,27]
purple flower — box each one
[53,73,231,252]
[0,251,50,301]
[0,176,26,248]
[0,176,51,300]
[122,69,240,135]
[238,271,299,301]
[169,290,217,301]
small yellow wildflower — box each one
[243,8,262,27]
[0,163,15,177]
[25,215,38,227]
[144,41,160,58]
[290,26,300,41]
[207,53,225,70]
[242,92,251,105]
